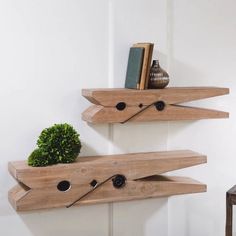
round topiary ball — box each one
[37,123,82,164]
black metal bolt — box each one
[155,101,165,111]
[112,175,126,189]
[116,102,126,111]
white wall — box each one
[0,0,168,236]
[0,0,234,236]
[0,1,111,235]
[167,0,236,236]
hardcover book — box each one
[125,47,144,89]
[133,42,154,89]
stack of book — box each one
[125,42,154,90]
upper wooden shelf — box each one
[82,87,229,123]
[9,150,206,211]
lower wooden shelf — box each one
[8,150,207,211]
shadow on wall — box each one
[85,119,197,154]
[79,141,105,156]
[153,50,206,87]
[185,189,227,236]
[168,56,212,87]
[113,198,168,236]
[152,50,167,67]
[19,205,108,236]
[85,121,169,153]
[15,198,167,236]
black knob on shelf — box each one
[116,102,126,111]
[112,175,126,189]
[155,101,165,111]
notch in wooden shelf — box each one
[9,150,207,211]
[82,87,229,123]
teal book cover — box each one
[125,47,144,89]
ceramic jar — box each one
[148,60,169,89]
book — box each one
[133,43,154,89]
[125,47,144,89]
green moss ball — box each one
[28,123,82,167]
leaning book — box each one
[133,42,154,90]
[125,47,144,89]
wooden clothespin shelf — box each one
[82,87,229,123]
[9,150,206,211]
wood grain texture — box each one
[8,150,207,211]
[82,87,229,123]
[82,87,229,107]
[82,104,229,123]
[9,176,206,211]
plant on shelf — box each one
[28,123,82,167]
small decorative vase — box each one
[148,60,169,89]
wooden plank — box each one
[9,176,206,211]
[132,105,229,121]
[82,87,229,107]
[8,150,207,211]
[80,176,206,206]
[82,87,229,123]
[8,150,206,188]
[82,104,229,123]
